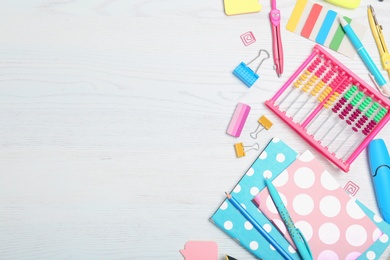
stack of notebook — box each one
[210,138,390,259]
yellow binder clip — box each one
[234,142,260,158]
[250,115,273,139]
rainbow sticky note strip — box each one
[286,0,367,58]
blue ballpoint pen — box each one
[339,17,390,97]
[368,139,390,223]
[265,178,313,260]
[225,192,293,260]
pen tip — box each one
[225,192,231,199]
[339,17,348,27]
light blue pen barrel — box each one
[368,139,390,223]
[340,18,388,87]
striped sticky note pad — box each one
[286,0,367,58]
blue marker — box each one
[265,178,313,260]
[368,139,390,223]
[339,17,390,97]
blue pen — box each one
[339,17,390,97]
[265,178,313,260]
[225,192,293,260]
[368,139,390,223]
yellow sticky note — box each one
[325,0,360,9]
[224,0,262,16]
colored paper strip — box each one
[329,16,352,51]
[315,10,337,45]
[301,4,323,38]
[286,0,308,32]
[308,8,328,41]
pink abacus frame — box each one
[266,45,390,172]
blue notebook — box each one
[210,138,300,259]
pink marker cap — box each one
[226,102,251,137]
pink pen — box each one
[270,0,283,77]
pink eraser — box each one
[180,241,218,260]
[226,102,251,137]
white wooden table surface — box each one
[0,0,389,259]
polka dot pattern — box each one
[346,224,367,246]
[233,184,241,193]
[273,170,288,187]
[319,196,340,217]
[263,223,272,233]
[253,150,382,260]
[293,194,314,216]
[295,220,313,241]
[249,241,258,250]
[276,153,285,162]
[244,221,253,230]
[212,140,390,260]
[294,167,315,189]
[345,252,362,260]
[379,234,389,243]
[263,169,272,179]
[220,201,228,210]
[366,251,376,260]
[246,167,254,176]
[250,187,259,196]
[318,250,338,260]
[224,221,233,230]
[353,199,390,259]
[210,138,299,260]
[318,222,340,245]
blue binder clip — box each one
[233,49,270,88]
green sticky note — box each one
[329,16,352,51]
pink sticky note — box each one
[226,102,251,137]
[180,241,218,260]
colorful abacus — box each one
[265,45,390,172]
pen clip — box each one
[297,228,313,260]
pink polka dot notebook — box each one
[253,150,382,259]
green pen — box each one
[265,178,313,260]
